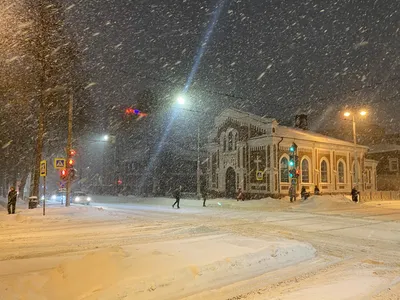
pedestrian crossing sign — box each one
[40,160,47,177]
[54,158,66,170]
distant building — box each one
[206,109,377,198]
[384,133,400,145]
[367,144,400,191]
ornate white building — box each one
[206,109,377,198]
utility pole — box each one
[196,124,201,198]
[352,115,358,189]
[65,94,73,206]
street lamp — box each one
[177,95,186,105]
[343,110,367,190]
[176,95,202,198]
[103,134,109,142]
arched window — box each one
[223,135,226,152]
[234,132,238,150]
[280,157,289,182]
[321,159,329,183]
[301,159,310,183]
[267,145,271,168]
[338,161,345,183]
[228,131,233,151]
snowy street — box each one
[1,196,400,299]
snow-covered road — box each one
[1,196,400,299]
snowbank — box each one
[292,195,355,211]
[0,234,316,300]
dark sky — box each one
[66,0,400,133]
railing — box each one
[359,191,400,201]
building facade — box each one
[367,144,400,191]
[206,109,377,198]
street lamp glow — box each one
[177,95,185,105]
[344,112,351,117]
[103,135,109,141]
[360,110,367,116]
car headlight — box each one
[51,195,56,200]
[87,197,91,201]
[75,197,80,201]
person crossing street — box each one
[172,186,182,209]
[7,187,17,214]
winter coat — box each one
[8,190,17,203]
[173,188,181,198]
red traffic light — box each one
[67,159,75,167]
[69,149,76,156]
[125,107,148,117]
[60,169,68,180]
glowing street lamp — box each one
[103,134,109,142]
[177,95,186,105]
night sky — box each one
[66,0,400,133]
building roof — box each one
[368,144,400,154]
[214,108,368,149]
[215,108,276,128]
[275,125,369,149]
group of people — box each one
[171,185,209,209]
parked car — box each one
[72,191,91,205]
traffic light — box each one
[69,149,76,157]
[67,158,75,167]
[296,169,300,177]
[124,107,148,118]
[289,143,297,153]
[60,169,68,180]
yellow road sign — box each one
[256,171,263,181]
[54,158,66,169]
[40,160,47,177]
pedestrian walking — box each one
[351,186,359,203]
[236,188,245,201]
[172,186,182,209]
[201,186,208,207]
[7,186,17,214]
[314,185,320,195]
[289,185,296,202]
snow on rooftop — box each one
[275,126,369,148]
[368,144,400,154]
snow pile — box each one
[293,195,355,211]
[0,227,316,300]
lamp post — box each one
[343,110,367,190]
[176,95,202,198]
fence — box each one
[359,191,400,202]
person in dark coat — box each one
[236,188,245,201]
[7,186,17,214]
[351,186,359,203]
[301,186,309,200]
[289,185,296,202]
[172,186,182,209]
[314,185,320,195]
[201,186,208,207]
